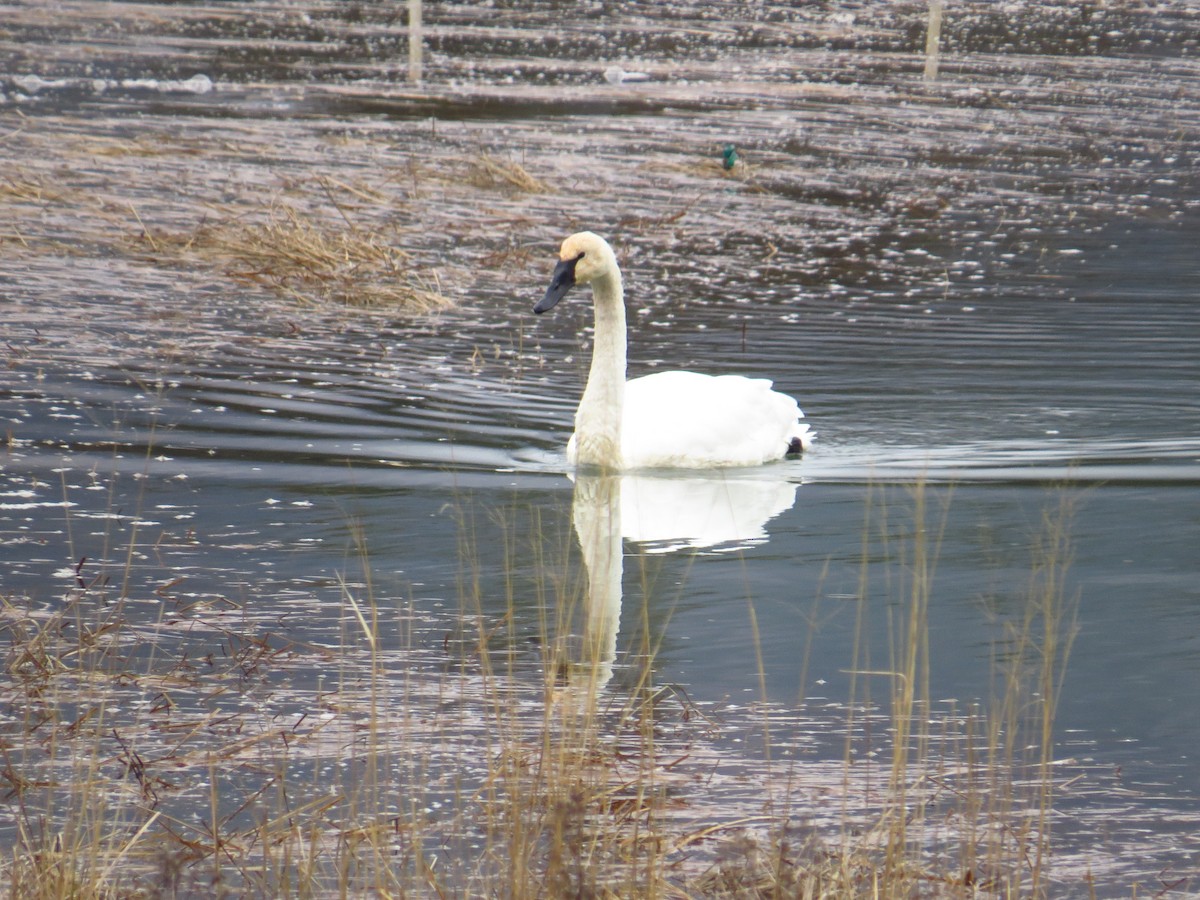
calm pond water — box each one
[2,2,1199,894]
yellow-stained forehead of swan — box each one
[556,232,604,260]
[559,233,587,260]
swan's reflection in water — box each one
[569,474,624,699]
[618,473,798,553]
[565,472,799,704]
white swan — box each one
[535,232,814,470]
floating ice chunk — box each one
[13,74,51,93]
[178,74,214,94]
[603,66,650,85]
[12,74,79,93]
[119,74,214,94]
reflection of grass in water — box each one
[3,476,1088,896]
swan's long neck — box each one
[574,269,626,470]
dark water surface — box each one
[3,2,1200,894]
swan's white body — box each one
[536,232,813,470]
[568,372,807,469]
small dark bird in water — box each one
[721,143,739,171]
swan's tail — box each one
[787,422,816,455]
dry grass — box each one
[143,203,451,310]
[1,171,69,204]
[66,132,198,158]
[464,154,551,193]
[0,472,1091,898]
[0,126,460,313]
[0,122,572,314]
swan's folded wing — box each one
[623,371,806,468]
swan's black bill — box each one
[535,253,583,314]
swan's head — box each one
[534,232,619,314]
